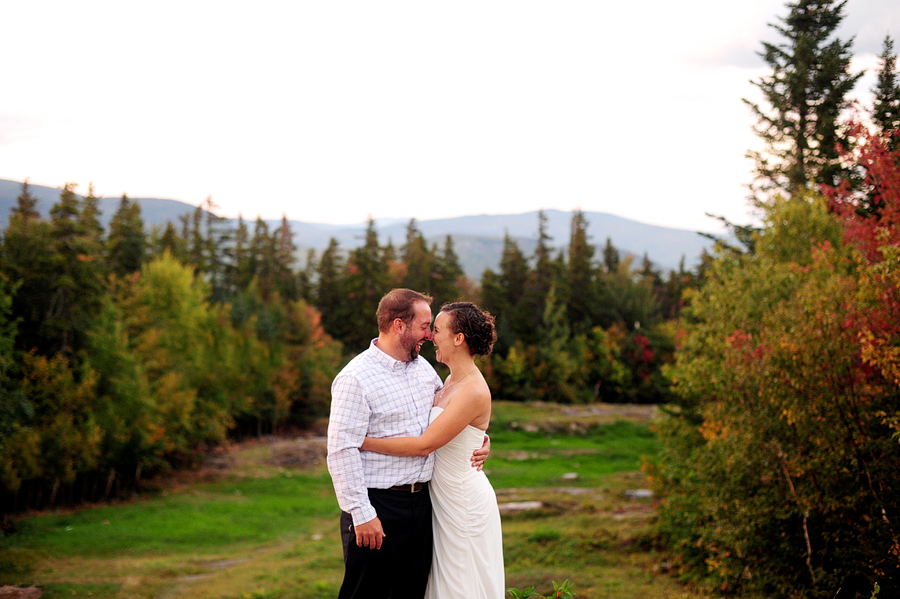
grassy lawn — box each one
[0,402,706,599]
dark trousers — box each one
[338,486,433,599]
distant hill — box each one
[0,178,713,278]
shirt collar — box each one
[370,338,411,371]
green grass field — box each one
[0,402,708,599]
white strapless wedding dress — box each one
[425,406,505,598]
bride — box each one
[361,302,505,598]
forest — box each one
[1,0,899,597]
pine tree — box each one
[152,222,186,261]
[433,235,465,308]
[602,237,620,274]
[521,211,555,344]
[480,233,530,352]
[343,218,390,349]
[315,238,347,344]
[227,215,252,292]
[45,184,105,355]
[1,182,54,352]
[744,0,862,201]
[80,184,105,245]
[400,219,435,295]
[273,216,299,301]
[201,197,230,300]
[107,194,146,277]
[562,210,596,330]
[872,35,900,150]
[10,180,40,221]
[251,218,276,300]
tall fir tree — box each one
[315,238,347,345]
[480,233,530,352]
[343,218,390,350]
[433,235,465,308]
[273,215,299,301]
[152,222,187,262]
[0,182,54,353]
[201,197,230,300]
[744,0,862,202]
[562,210,597,330]
[250,218,277,300]
[45,184,106,355]
[79,184,105,246]
[521,210,555,344]
[10,180,40,220]
[400,219,435,295]
[107,194,146,277]
[872,35,900,151]
[601,237,620,274]
[227,215,252,292]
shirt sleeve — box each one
[326,372,378,526]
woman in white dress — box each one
[361,302,505,599]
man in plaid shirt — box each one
[327,288,490,599]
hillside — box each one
[0,178,713,277]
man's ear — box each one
[393,318,405,335]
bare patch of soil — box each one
[0,587,41,599]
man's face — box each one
[399,301,434,361]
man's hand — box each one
[354,516,386,549]
[471,434,491,471]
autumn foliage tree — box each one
[651,124,900,597]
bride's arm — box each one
[361,389,487,457]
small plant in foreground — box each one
[508,579,575,599]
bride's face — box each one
[432,311,457,364]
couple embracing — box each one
[326,288,505,598]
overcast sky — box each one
[1,1,897,233]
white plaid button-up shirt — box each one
[327,339,443,526]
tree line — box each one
[0,186,695,513]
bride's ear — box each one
[454,333,465,346]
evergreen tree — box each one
[602,237,620,274]
[872,35,900,150]
[400,219,435,295]
[251,218,277,300]
[188,205,206,273]
[79,184,105,246]
[315,238,347,344]
[273,216,299,301]
[433,235,465,308]
[1,182,53,353]
[10,180,40,220]
[480,233,531,353]
[744,0,862,201]
[297,248,317,302]
[152,222,187,262]
[521,211,555,344]
[45,184,106,355]
[341,218,390,349]
[201,197,230,299]
[562,210,596,330]
[107,194,146,277]
[227,215,252,292]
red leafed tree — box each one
[825,121,900,395]
[825,120,900,260]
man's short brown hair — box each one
[376,289,433,333]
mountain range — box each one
[0,178,714,278]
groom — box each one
[327,288,489,599]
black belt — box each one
[389,482,427,493]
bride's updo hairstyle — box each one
[440,302,497,357]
